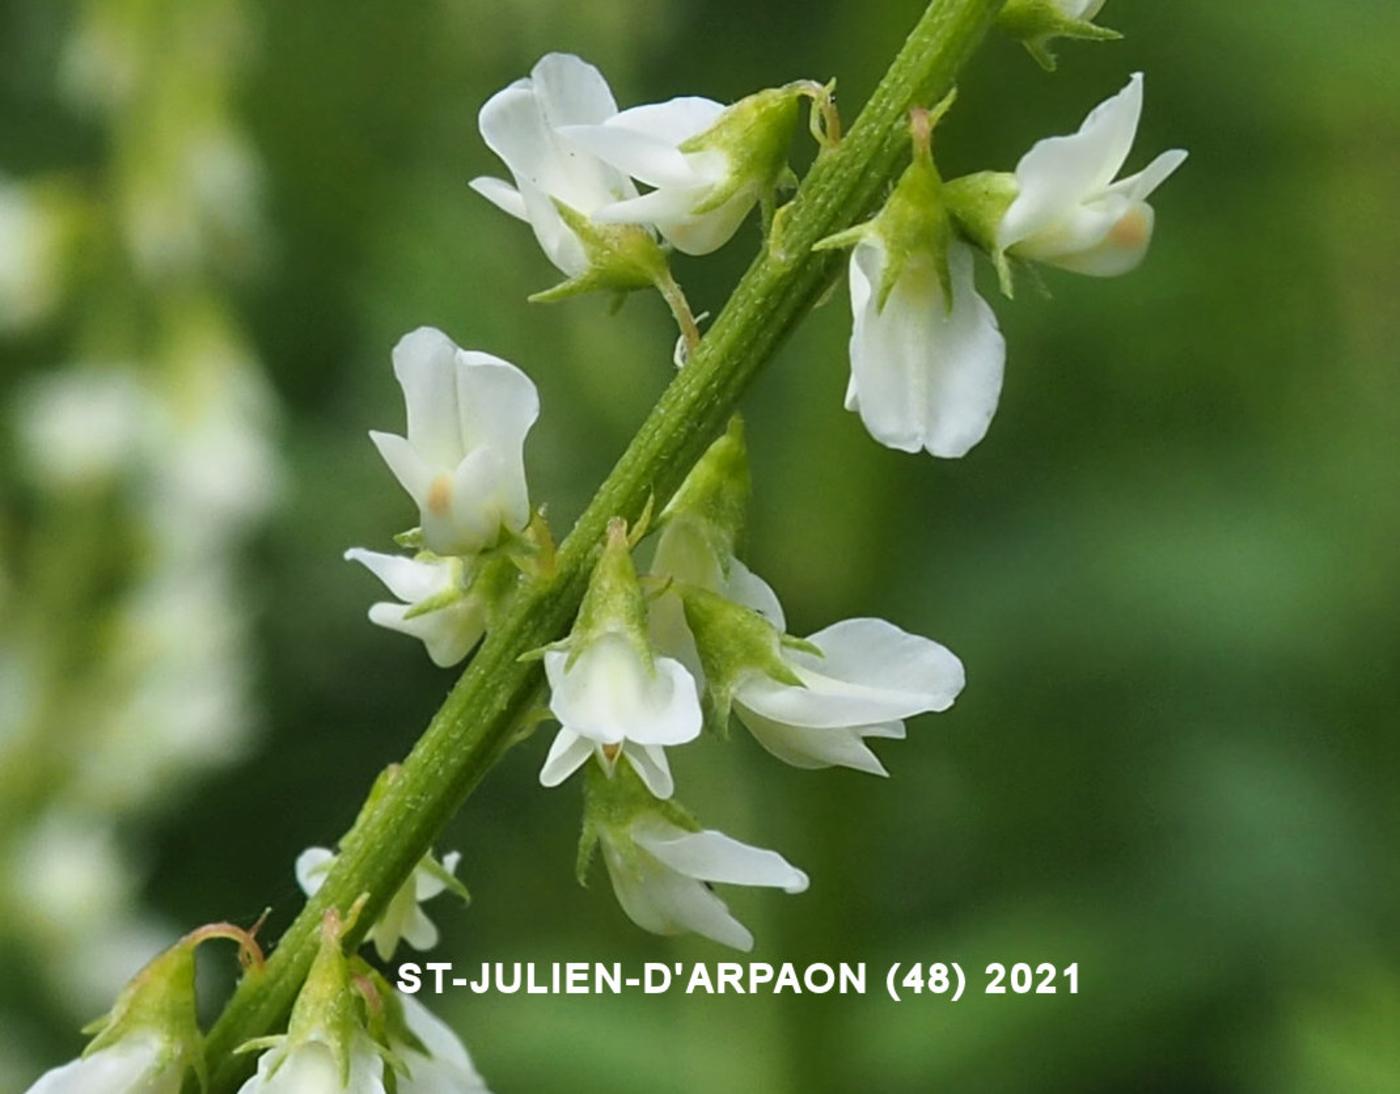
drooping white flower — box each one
[25,1033,183,1094]
[997,73,1187,277]
[394,995,492,1094]
[541,632,701,799]
[845,239,1005,458]
[733,618,965,776]
[470,53,639,278]
[538,519,703,798]
[296,847,463,962]
[370,327,538,559]
[236,1035,385,1094]
[598,815,808,951]
[344,549,500,668]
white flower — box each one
[25,1033,183,1094]
[540,633,702,798]
[561,96,752,255]
[395,996,491,1094]
[734,618,965,776]
[1057,0,1106,16]
[997,73,1187,277]
[344,550,489,668]
[236,1035,384,1094]
[296,848,462,962]
[470,53,638,277]
[370,327,538,558]
[845,239,1006,458]
[600,817,808,951]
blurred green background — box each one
[3,0,1398,1090]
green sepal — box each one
[528,201,670,302]
[943,170,1019,296]
[997,0,1121,71]
[680,86,800,213]
[780,634,825,659]
[393,527,425,550]
[813,90,960,314]
[570,518,653,671]
[658,415,750,567]
[680,585,804,729]
[578,759,702,885]
[272,910,363,1087]
[419,855,471,905]
[82,939,204,1089]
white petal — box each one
[1110,148,1187,203]
[367,600,484,668]
[1042,201,1155,277]
[400,906,440,952]
[606,96,725,144]
[28,1036,173,1094]
[393,327,471,468]
[528,52,619,127]
[847,241,1005,458]
[559,121,699,190]
[294,846,336,897]
[624,743,675,799]
[539,728,594,787]
[723,557,785,631]
[398,995,490,1092]
[999,72,1144,250]
[736,704,893,776]
[655,185,756,256]
[739,618,964,729]
[632,820,809,893]
[450,350,541,473]
[592,185,703,228]
[344,548,451,605]
[545,637,702,747]
[601,836,753,951]
[369,430,433,511]
[469,175,528,220]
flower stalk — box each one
[201,1,1006,1086]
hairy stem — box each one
[203,0,1004,1085]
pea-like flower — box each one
[538,519,703,799]
[733,618,965,776]
[470,53,639,278]
[296,847,464,962]
[344,548,512,668]
[598,813,809,952]
[844,238,1006,458]
[563,84,804,256]
[997,73,1187,277]
[369,327,537,558]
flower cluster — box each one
[338,41,1183,955]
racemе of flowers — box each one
[28,5,1190,1091]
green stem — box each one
[202,1,1004,1085]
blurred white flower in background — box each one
[0,178,68,332]
[16,367,151,489]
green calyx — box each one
[658,415,750,571]
[680,584,803,731]
[83,940,201,1085]
[243,909,363,1085]
[943,169,1019,296]
[814,91,959,313]
[530,201,672,302]
[680,85,803,219]
[84,922,264,1091]
[576,760,699,885]
[565,518,653,669]
[996,0,1120,71]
